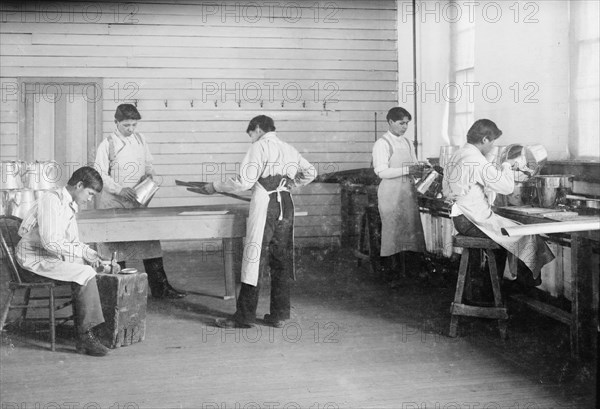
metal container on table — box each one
[0,161,25,190]
[5,189,37,219]
[534,175,572,208]
[22,161,60,190]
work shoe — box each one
[157,284,187,299]
[76,330,110,357]
[214,318,253,329]
[263,314,285,328]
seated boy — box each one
[16,166,111,356]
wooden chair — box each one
[449,234,508,339]
[0,216,73,351]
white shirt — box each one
[214,132,316,193]
[372,131,418,176]
[443,143,514,217]
[94,130,154,195]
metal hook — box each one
[214,100,218,107]
[190,100,194,108]
[260,100,264,108]
[302,101,306,108]
[133,99,138,107]
[323,101,327,110]
[164,100,168,108]
[237,100,241,108]
[281,100,285,108]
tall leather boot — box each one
[142,257,187,299]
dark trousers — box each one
[452,215,540,298]
[233,192,294,325]
[71,278,105,335]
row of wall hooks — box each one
[131,99,331,109]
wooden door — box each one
[18,78,102,208]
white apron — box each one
[241,179,294,286]
[378,136,426,256]
[16,190,97,286]
[454,185,554,278]
[96,132,162,261]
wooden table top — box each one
[77,204,250,242]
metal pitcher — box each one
[6,189,37,219]
[415,169,440,195]
[132,177,159,207]
[0,161,25,189]
[23,161,60,190]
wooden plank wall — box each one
[0,0,399,246]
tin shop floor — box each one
[0,247,595,408]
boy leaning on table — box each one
[16,166,112,357]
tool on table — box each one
[175,180,251,202]
[110,251,117,274]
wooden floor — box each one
[0,247,595,408]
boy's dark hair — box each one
[114,104,141,122]
[246,115,276,133]
[68,166,103,192]
[466,119,502,144]
[386,107,412,123]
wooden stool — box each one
[449,235,508,339]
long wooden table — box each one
[495,207,599,363]
[77,204,249,300]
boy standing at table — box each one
[193,115,316,328]
[94,104,186,299]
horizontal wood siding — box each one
[0,0,398,246]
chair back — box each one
[0,215,25,283]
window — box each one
[448,1,475,144]
[570,1,600,159]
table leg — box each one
[571,233,597,362]
[222,238,240,300]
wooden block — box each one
[96,272,148,348]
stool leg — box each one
[487,250,508,340]
[449,249,470,337]
[0,289,16,331]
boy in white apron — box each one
[191,115,316,328]
[94,104,186,299]
[372,107,427,287]
[16,167,111,356]
[443,119,555,301]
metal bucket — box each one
[534,175,562,208]
[133,177,159,207]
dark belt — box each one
[258,175,292,191]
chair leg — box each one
[0,289,16,331]
[49,287,56,352]
[20,288,32,322]
[449,249,470,337]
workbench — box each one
[77,204,249,300]
[494,208,599,361]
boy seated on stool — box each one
[16,166,112,357]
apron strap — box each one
[263,178,290,221]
